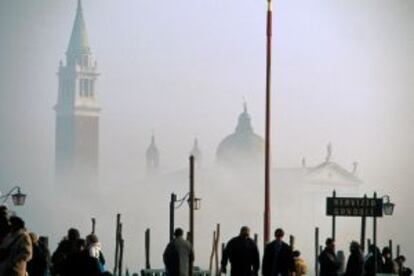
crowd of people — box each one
[217,227,307,276]
[164,225,412,276]
[0,206,411,276]
[0,205,109,276]
[51,228,108,276]
[319,238,412,276]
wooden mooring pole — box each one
[91,217,96,234]
[145,228,151,269]
[315,227,319,276]
[114,214,121,275]
[289,235,295,250]
[119,237,124,276]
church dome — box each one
[216,104,264,167]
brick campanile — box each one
[55,0,100,188]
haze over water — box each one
[0,0,413,274]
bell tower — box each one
[146,135,160,173]
[55,0,100,187]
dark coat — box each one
[221,235,260,276]
[382,258,397,274]
[64,250,102,276]
[27,243,48,276]
[318,248,340,276]
[344,251,363,276]
[262,240,294,276]
[51,239,78,275]
[364,253,383,276]
[163,237,194,276]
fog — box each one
[0,0,413,274]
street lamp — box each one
[373,193,395,276]
[169,192,202,242]
[0,186,26,206]
[191,197,201,210]
[382,195,395,216]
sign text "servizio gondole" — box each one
[326,197,383,217]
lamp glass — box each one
[383,202,394,216]
[11,192,26,206]
[194,198,201,210]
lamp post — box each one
[373,193,395,276]
[0,186,27,206]
[168,156,201,246]
[360,194,367,252]
[169,192,201,242]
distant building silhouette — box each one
[146,135,160,173]
[54,0,100,187]
[303,144,361,186]
[216,103,264,167]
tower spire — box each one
[146,134,160,173]
[67,0,90,55]
[190,137,202,167]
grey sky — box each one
[0,0,413,271]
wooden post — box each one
[170,193,176,242]
[315,227,319,276]
[189,155,195,276]
[215,224,220,276]
[373,192,377,276]
[119,237,124,276]
[91,217,96,234]
[209,230,216,273]
[254,233,258,245]
[368,239,372,249]
[114,214,121,275]
[332,190,336,241]
[389,240,393,259]
[289,235,295,250]
[361,194,367,252]
[221,243,225,262]
[397,245,400,257]
[145,228,151,269]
